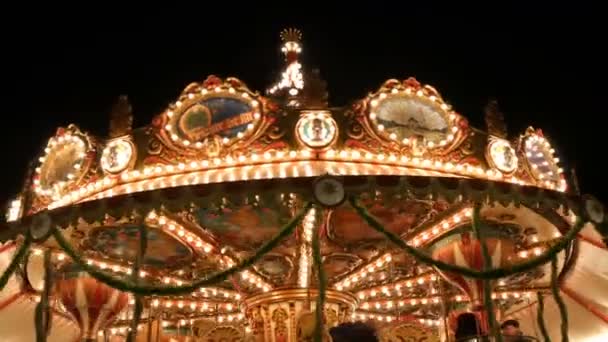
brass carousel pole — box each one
[147,302,153,342]
[437,278,451,342]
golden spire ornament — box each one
[280,28,302,43]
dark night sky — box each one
[1,7,604,206]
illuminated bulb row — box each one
[196,287,241,300]
[323,149,516,184]
[369,86,449,109]
[517,246,545,259]
[158,313,245,328]
[34,133,88,198]
[147,213,214,254]
[353,312,397,323]
[32,246,245,294]
[281,41,302,53]
[6,197,22,222]
[298,208,317,288]
[150,298,239,313]
[360,297,441,310]
[491,291,533,300]
[48,176,117,210]
[268,62,303,95]
[216,313,245,323]
[410,208,473,247]
[353,312,441,326]
[33,246,263,295]
[168,90,257,112]
[214,247,272,292]
[359,291,534,310]
[32,247,144,277]
[42,144,562,213]
[119,150,309,182]
[453,290,533,302]
[524,135,566,191]
[240,270,272,292]
[334,253,392,290]
[45,149,315,210]
[101,325,144,336]
[355,273,438,300]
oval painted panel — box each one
[328,199,436,246]
[177,97,254,142]
[87,225,192,268]
[195,204,293,251]
[523,137,561,182]
[254,254,293,281]
[375,96,449,143]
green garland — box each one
[551,258,569,342]
[0,236,31,290]
[312,208,326,342]
[471,205,502,342]
[50,202,311,296]
[349,197,584,280]
[537,292,551,342]
[0,187,593,342]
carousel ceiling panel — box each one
[327,198,443,249]
[508,292,608,341]
[564,241,608,314]
[192,198,295,252]
[580,223,605,245]
[0,243,22,298]
[0,296,79,342]
[480,204,564,241]
[83,224,194,269]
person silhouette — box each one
[329,322,378,342]
[501,320,525,341]
[454,313,483,341]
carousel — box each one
[1,28,608,342]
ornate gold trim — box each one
[244,288,357,309]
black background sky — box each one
[1,6,604,206]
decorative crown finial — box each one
[280,28,302,43]
[300,68,329,108]
[109,95,133,138]
[484,98,507,138]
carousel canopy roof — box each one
[1,28,607,342]
[5,29,569,219]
